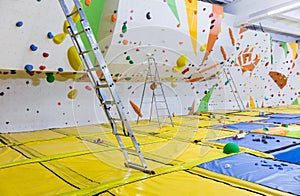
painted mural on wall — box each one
[0,0,299,132]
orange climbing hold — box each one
[228,27,235,46]
[111,14,117,22]
[220,46,227,60]
[85,0,91,6]
[129,100,142,117]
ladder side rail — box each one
[227,71,245,111]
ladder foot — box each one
[124,162,155,175]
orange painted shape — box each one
[129,100,142,118]
[199,63,219,73]
[239,28,247,34]
[201,5,223,63]
[269,71,287,89]
[220,46,227,60]
[186,76,204,83]
[228,27,235,46]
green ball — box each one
[223,142,240,154]
[47,75,55,83]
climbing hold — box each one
[173,55,187,72]
[39,65,46,70]
[122,22,127,33]
[224,164,231,169]
[47,32,54,39]
[58,67,64,72]
[67,46,84,71]
[71,5,81,23]
[85,85,92,91]
[146,12,151,20]
[30,44,38,51]
[129,60,134,64]
[24,64,33,73]
[67,89,78,99]
[223,143,240,154]
[63,20,70,34]
[263,127,269,131]
[53,33,67,44]
[200,43,207,52]
[126,56,131,60]
[111,14,117,22]
[16,21,23,27]
[150,82,157,90]
[129,100,142,117]
[42,52,49,58]
[122,39,129,45]
[46,73,55,83]
[95,138,104,143]
[85,0,91,6]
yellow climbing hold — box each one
[171,82,177,88]
[63,20,70,34]
[173,55,187,72]
[53,33,67,44]
[200,43,207,52]
[67,46,84,71]
[71,5,81,23]
[67,89,78,99]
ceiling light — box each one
[267,2,300,15]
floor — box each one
[1,105,300,195]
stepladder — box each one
[137,57,174,128]
[58,0,154,174]
[222,64,246,112]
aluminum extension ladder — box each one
[222,65,246,111]
[58,0,154,174]
[137,57,174,128]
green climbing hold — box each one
[129,60,134,64]
[225,79,231,86]
[122,23,127,33]
[126,56,131,60]
[46,74,55,83]
[223,143,240,154]
[263,127,269,131]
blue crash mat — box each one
[267,113,300,118]
[214,122,276,132]
[199,153,300,195]
[213,133,300,152]
[273,145,300,164]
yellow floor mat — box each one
[0,106,299,195]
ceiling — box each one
[200,0,300,42]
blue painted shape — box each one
[199,153,300,195]
[273,145,300,164]
[16,21,23,27]
[214,122,276,132]
[213,133,300,152]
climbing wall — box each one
[1,0,299,132]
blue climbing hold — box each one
[16,21,23,27]
[58,67,64,72]
[30,44,38,51]
[47,32,54,39]
[24,64,33,73]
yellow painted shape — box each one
[250,96,255,109]
[185,0,198,54]
[67,46,84,71]
[0,163,76,195]
[289,42,298,59]
[200,43,207,52]
[53,33,67,44]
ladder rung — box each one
[157,114,171,118]
[157,108,168,110]
[79,49,93,55]
[103,101,115,105]
[95,83,109,88]
[66,10,79,18]
[84,65,100,72]
[125,148,141,154]
[70,28,90,37]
